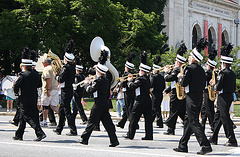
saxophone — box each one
[207,69,216,101]
[47,49,63,75]
[175,64,186,100]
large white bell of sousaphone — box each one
[90,37,111,62]
[90,36,118,89]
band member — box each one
[151,55,165,128]
[124,51,153,140]
[174,38,212,155]
[163,43,187,135]
[78,48,119,147]
[209,43,238,147]
[53,40,77,136]
[116,52,136,129]
[201,48,217,132]
[13,47,46,141]
[72,56,88,124]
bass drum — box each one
[2,75,18,100]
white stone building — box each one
[163,0,240,58]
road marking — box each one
[0,141,184,157]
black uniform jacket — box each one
[213,67,236,93]
[121,71,135,98]
[178,63,206,93]
[85,76,110,109]
[57,63,75,92]
[74,73,85,97]
[128,75,151,101]
[13,69,42,107]
[150,73,165,94]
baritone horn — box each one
[47,49,63,75]
[90,36,119,89]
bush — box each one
[236,79,240,100]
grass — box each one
[81,98,117,112]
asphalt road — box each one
[1,115,240,157]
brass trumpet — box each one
[116,74,138,82]
[72,75,96,88]
[153,64,174,72]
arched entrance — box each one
[192,24,202,49]
[208,27,217,50]
[222,30,229,46]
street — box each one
[1,115,240,157]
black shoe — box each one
[66,132,77,136]
[77,139,88,145]
[93,127,100,131]
[223,142,238,147]
[9,120,18,126]
[12,136,23,141]
[155,125,163,128]
[197,147,212,155]
[34,134,46,141]
[53,129,61,135]
[163,131,175,135]
[81,121,88,125]
[109,141,119,147]
[141,137,153,140]
[173,148,188,153]
[233,124,237,129]
[209,137,217,145]
[116,124,124,129]
[122,134,133,140]
[48,122,57,126]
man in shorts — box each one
[41,55,59,127]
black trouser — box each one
[151,92,163,127]
[72,93,88,122]
[81,105,118,144]
[13,97,20,125]
[56,91,77,134]
[39,107,56,124]
[201,91,215,132]
[211,93,237,144]
[117,93,135,128]
[15,106,45,139]
[128,96,153,139]
[178,92,211,151]
[165,91,186,133]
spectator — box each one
[113,83,125,117]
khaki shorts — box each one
[41,89,59,107]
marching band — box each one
[6,36,238,155]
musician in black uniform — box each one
[124,51,153,140]
[163,43,187,135]
[78,48,119,147]
[53,40,77,136]
[209,43,238,147]
[13,47,46,141]
[201,49,217,132]
[150,55,165,128]
[116,52,136,129]
[72,56,88,124]
[174,38,212,155]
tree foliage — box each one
[0,0,168,74]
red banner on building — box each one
[204,21,208,55]
[218,24,222,57]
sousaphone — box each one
[90,37,119,89]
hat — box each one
[191,38,208,62]
[139,51,151,72]
[220,43,233,64]
[125,52,136,69]
[176,43,187,63]
[21,47,32,66]
[207,48,217,67]
[152,55,161,70]
[75,56,83,71]
[64,40,75,62]
[96,48,108,74]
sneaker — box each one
[0,105,2,108]
[7,110,9,113]
[40,122,48,127]
[10,110,12,113]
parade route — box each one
[1,115,240,157]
